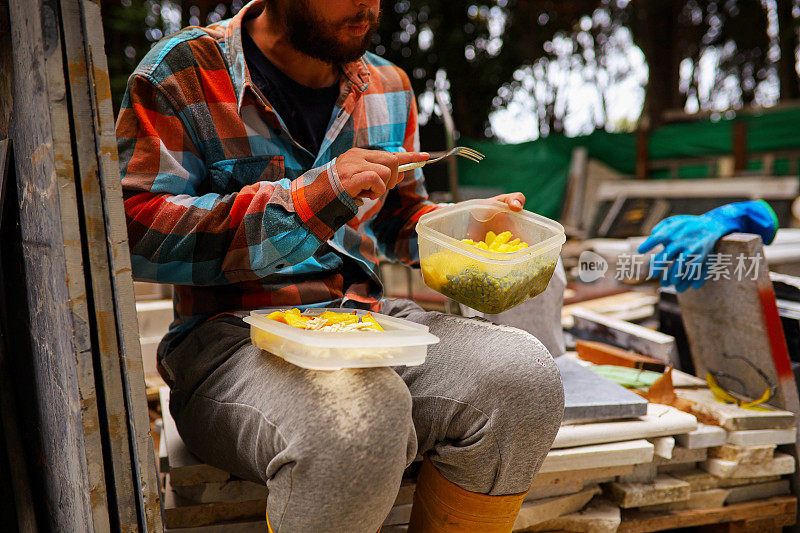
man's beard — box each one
[277,0,380,65]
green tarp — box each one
[457,108,800,220]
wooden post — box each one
[435,89,460,202]
[1,0,96,528]
[0,140,38,532]
[1,1,162,530]
[635,127,650,179]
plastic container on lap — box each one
[416,200,566,314]
[244,308,440,371]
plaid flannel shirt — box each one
[116,0,438,352]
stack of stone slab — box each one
[511,358,699,531]
[157,364,798,532]
[510,360,799,532]
[591,392,797,532]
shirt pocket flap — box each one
[207,155,285,193]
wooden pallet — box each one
[617,495,796,533]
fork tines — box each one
[455,147,484,163]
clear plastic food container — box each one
[416,200,566,314]
[243,308,440,370]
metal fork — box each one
[398,146,484,172]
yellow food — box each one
[420,228,555,314]
[265,309,383,332]
[319,311,359,325]
[361,313,384,331]
[461,231,528,253]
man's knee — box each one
[277,367,416,479]
[457,326,564,493]
[267,368,416,530]
[468,325,564,432]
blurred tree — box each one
[102,0,798,140]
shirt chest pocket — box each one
[206,155,285,194]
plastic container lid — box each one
[416,200,566,313]
[244,308,440,370]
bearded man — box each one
[116,1,564,531]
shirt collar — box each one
[223,0,372,113]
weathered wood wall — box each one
[0,0,162,530]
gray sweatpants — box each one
[162,299,564,532]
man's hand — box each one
[336,148,430,206]
[488,192,526,212]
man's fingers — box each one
[351,170,386,200]
[357,161,392,184]
[506,193,525,211]
[395,151,430,165]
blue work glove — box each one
[637,200,778,292]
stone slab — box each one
[639,488,730,512]
[650,437,675,459]
[525,497,621,533]
[569,308,679,365]
[724,479,791,505]
[525,480,584,501]
[726,427,797,446]
[607,474,690,509]
[707,443,775,464]
[675,388,795,431]
[654,445,707,468]
[676,234,800,411]
[669,469,720,492]
[540,439,654,474]
[618,463,657,484]
[513,485,600,531]
[383,504,412,526]
[165,522,266,533]
[172,480,267,504]
[553,404,696,449]
[163,478,264,529]
[556,356,648,424]
[717,474,781,487]
[394,479,416,506]
[674,423,727,450]
[532,465,634,487]
[136,299,173,338]
[160,387,231,486]
[701,452,795,478]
